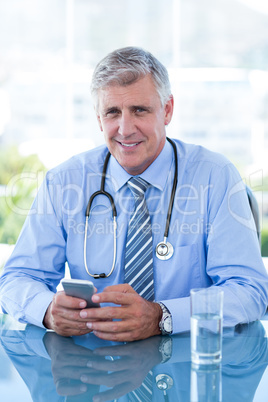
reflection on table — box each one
[0,314,268,401]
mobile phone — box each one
[61,279,100,308]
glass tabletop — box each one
[0,313,268,402]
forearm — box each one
[0,273,54,328]
[219,281,268,326]
[162,279,268,334]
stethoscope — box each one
[104,373,174,402]
[156,374,174,402]
[84,137,178,279]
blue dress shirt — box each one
[0,138,267,333]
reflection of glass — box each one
[190,363,222,402]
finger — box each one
[80,306,124,324]
[49,305,104,336]
[49,313,93,337]
[86,356,132,372]
[54,326,92,337]
[92,291,137,306]
[55,291,88,309]
[55,378,88,396]
[93,343,139,356]
[64,347,95,359]
[53,304,101,323]
[45,296,96,336]
[53,353,95,369]
[79,306,116,321]
[80,296,160,341]
[51,298,103,325]
[80,370,135,388]
[93,329,143,342]
[52,366,92,381]
[86,318,137,335]
[102,283,136,294]
[93,338,157,357]
[83,301,146,332]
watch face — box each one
[162,338,172,356]
[163,315,172,333]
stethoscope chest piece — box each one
[156,374,174,391]
[156,241,174,260]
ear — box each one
[96,111,103,132]
[164,95,174,125]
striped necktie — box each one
[124,177,154,301]
[128,370,154,402]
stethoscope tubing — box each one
[83,137,178,278]
[163,138,178,238]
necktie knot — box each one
[127,177,150,199]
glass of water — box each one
[190,287,224,366]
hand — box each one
[79,284,162,342]
[43,291,102,337]
[43,331,163,402]
[43,332,99,398]
[86,337,162,401]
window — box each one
[0,0,267,256]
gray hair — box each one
[90,46,172,109]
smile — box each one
[120,142,140,147]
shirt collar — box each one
[107,138,174,192]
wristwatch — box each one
[157,302,173,335]
[158,336,173,363]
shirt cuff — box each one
[161,296,191,334]
[24,290,55,329]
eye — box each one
[106,108,120,117]
[134,107,147,114]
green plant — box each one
[261,228,268,257]
[0,146,46,244]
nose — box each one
[118,112,136,137]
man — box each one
[0,47,267,342]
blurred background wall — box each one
[0,0,268,264]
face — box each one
[96,75,174,176]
